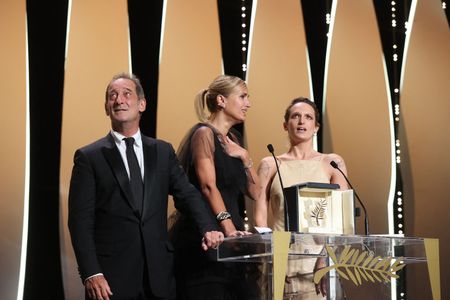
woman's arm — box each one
[253,157,277,227]
[191,127,245,237]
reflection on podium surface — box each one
[217,233,438,300]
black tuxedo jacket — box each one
[68,133,214,298]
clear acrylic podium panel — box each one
[217,233,432,300]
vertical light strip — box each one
[391,0,404,238]
[245,0,257,82]
[220,57,225,75]
[220,59,225,76]
[240,0,251,230]
[389,1,417,296]
[383,56,396,236]
[240,0,248,78]
[127,19,132,74]
[159,0,168,65]
[305,47,318,150]
[64,0,73,66]
[395,0,417,240]
[382,53,398,300]
[305,47,314,102]
[17,17,30,300]
[322,0,338,111]
[399,0,418,92]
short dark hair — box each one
[105,72,145,101]
[283,97,320,127]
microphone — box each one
[267,144,290,231]
[330,161,369,235]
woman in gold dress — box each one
[254,97,349,299]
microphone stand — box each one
[330,161,369,235]
[267,144,290,231]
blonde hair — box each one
[195,75,246,122]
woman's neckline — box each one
[204,121,229,137]
[278,152,323,162]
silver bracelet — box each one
[216,211,232,222]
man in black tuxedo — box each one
[68,73,223,300]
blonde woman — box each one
[170,75,261,300]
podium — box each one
[217,232,440,300]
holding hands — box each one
[201,230,225,251]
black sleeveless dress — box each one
[170,123,257,300]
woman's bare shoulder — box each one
[322,153,345,163]
[259,156,276,167]
[321,153,347,172]
[277,153,293,160]
[257,156,278,183]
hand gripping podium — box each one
[217,233,440,300]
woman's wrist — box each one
[216,211,231,222]
[221,219,236,236]
[243,157,253,169]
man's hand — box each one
[85,274,113,300]
[201,231,224,251]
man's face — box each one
[105,78,146,127]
